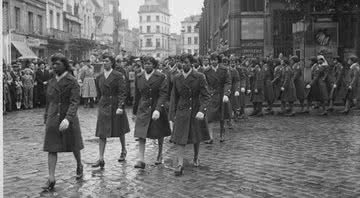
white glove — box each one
[195,112,205,120]
[349,86,352,90]
[281,87,285,91]
[246,90,251,94]
[254,89,258,94]
[333,84,337,88]
[223,95,229,103]
[169,121,174,132]
[241,88,245,93]
[43,81,48,85]
[152,110,160,120]
[306,84,311,89]
[59,119,69,132]
[234,91,240,97]
[116,108,124,115]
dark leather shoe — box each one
[134,161,146,169]
[118,151,127,162]
[174,165,184,176]
[42,180,56,191]
[76,164,83,179]
[92,160,105,168]
[155,155,163,165]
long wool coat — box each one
[133,71,171,139]
[169,70,211,145]
[229,67,241,112]
[308,64,329,102]
[263,63,275,103]
[203,66,232,122]
[292,62,306,101]
[95,70,130,138]
[249,65,265,103]
[272,65,284,100]
[328,62,344,100]
[43,73,84,152]
[347,63,360,100]
[281,65,297,102]
[236,65,248,108]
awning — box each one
[12,41,38,59]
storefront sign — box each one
[240,40,264,57]
[26,38,48,47]
[314,22,338,58]
[11,33,26,43]
[241,18,264,40]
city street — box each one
[3,107,360,197]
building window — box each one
[194,37,198,45]
[140,16,142,22]
[241,0,264,12]
[146,38,152,47]
[188,37,191,45]
[156,15,159,22]
[28,12,34,32]
[147,15,151,22]
[15,7,20,31]
[38,15,43,34]
[156,38,160,48]
[156,25,160,33]
[57,13,61,29]
[50,10,54,28]
[140,39,143,48]
[187,26,192,33]
[188,49,192,54]
[147,26,151,33]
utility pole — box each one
[112,0,120,55]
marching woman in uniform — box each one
[262,58,275,115]
[228,55,241,124]
[249,58,265,116]
[291,56,306,113]
[169,54,211,176]
[203,53,231,143]
[42,53,84,190]
[342,55,360,114]
[133,56,171,169]
[328,56,344,111]
[236,57,249,118]
[92,54,130,169]
[280,58,297,116]
[306,55,329,115]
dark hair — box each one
[142,56,158,68]
[181,54,194,64]
[38,61,45,66]
[102,54,116,69]
[349,55,358,63]
[51,53,71,72]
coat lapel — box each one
[104,71,116,87]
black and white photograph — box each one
[1,0,360,197]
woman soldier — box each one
[342,55,360,114]
[280,57,297,116]
[169,54,211,176]
[328,56,344,111]
[235,57,249,118]
[92,54,130,169]
[262,57,275,115]
[306,55,329,115]
[42,53,84,190]
[291,56,307,113]
[133,56,171,169]
[271,58,283,113]
[203,53,231,143]
[228,55,241,122]
[249,58,265,116]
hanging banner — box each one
[313,22,338,59]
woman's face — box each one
[103,58,112,71]
[183,59,191,73]
[347,59,353,65]
[203,59,209,66]
[144,61,154,74]
[53,60,66,75]
[210,59,218,66]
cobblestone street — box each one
[3,107,360,197]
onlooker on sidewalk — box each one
[22,68,35,109]
[14,76,23,110]
[35,61,50,107]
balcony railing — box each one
[49,28,70,41]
